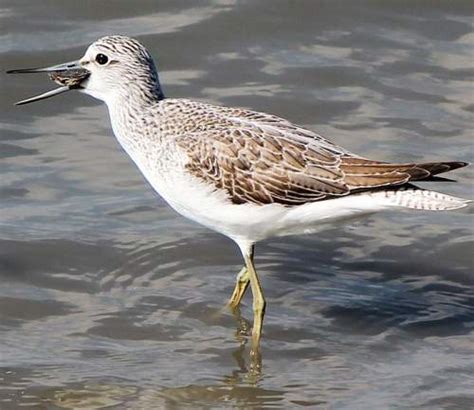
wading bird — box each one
[8,35,469,355]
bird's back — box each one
[145,99,468,208]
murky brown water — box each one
[1,1,473,408]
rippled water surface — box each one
[1,1,473,408]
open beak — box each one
[6,60,90,106]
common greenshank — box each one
[7,35,470,354]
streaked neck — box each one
[107,81,164,134]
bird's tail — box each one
[369,185,470,211]
[405,161,468,180]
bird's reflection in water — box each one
[44,310,275,408]
[228,306,264,379]
[151,334,282,407]
[48,381,284,409]
[47,340,278,409]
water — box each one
[1,1,473,408]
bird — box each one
[7,35,470,351]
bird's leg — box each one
[227,266,250,310]
[242,245,266,349]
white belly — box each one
[114,134,390,243]
[143,166,389,243]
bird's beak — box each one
[6,60,90,106]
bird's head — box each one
[7,35,164,106]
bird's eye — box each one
[95,53,109,65]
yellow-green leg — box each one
[227,266,250,310]
[242,245,266,347]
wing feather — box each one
[169,100,467,206]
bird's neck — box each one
[105,84,166,173]
[106,81,164,136]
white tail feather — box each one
[370,186,470,211]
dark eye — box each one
[95,53,108,65]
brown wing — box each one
[179,126,351,205]
[173,102,467,206]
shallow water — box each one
[1,1,473,408]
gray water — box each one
[1,1,473,408]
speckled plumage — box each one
[47,35,467,243]
[10,35,470,352]
[63,36,468,220]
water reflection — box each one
[1,0,473,408]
